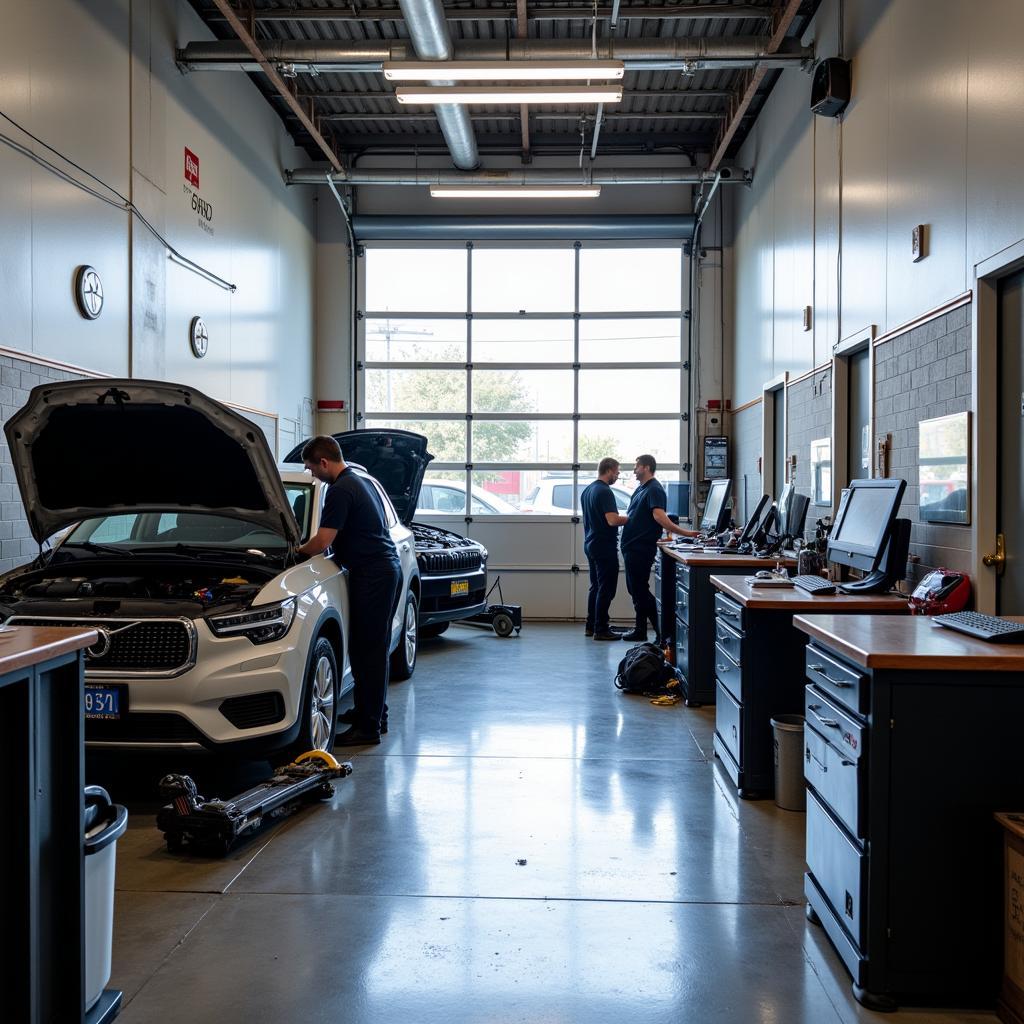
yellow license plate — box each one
[450,580,469,596]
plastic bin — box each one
[84,786,127,1012]
[770,714,807,811]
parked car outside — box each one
[0,379,420,760]
[419,478,521,516]
[285,430,489,640]
[519,476,633,515]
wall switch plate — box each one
[912,224,926,262]
[802,305,813,331]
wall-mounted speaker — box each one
[810,58,851,117]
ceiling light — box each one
[396,85,623,105]
[430,185,602,199]
[383,60,625,82]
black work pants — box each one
[346,557,403,732]
[622,546,659,636]
[585,550,619,633]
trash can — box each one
[84,785,128,1012]
[770,714,806,811]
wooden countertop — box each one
[0,626,98,676]
[711,575,909,612]
[996,812,1024,843]
[794,614,1024,670]
[658,543,797,568]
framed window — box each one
[357,243,689,516]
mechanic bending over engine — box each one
[618,454,698,643]
[297,435,402,746]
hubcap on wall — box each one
[311,655,335,750]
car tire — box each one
[390,589,418,681]
[281,636,338,762]
[419,621,450,639]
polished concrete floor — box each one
[100,623,996,1023]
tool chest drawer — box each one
[714,592,744,634]
[715,680,742,767]
[714,617,742,666]
[675,580,689,623]
[803,710,864,839]
[714,643,742,703]
[675,616,689,680]
[805,644,867,714]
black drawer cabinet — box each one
[798,628,1024,1011]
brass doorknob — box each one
[983,533,1006,572]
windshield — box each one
[63,484,313,550]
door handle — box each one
[983,533,1006,574]
[807,705,839,729]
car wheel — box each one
[419,621,450,639]
[390,589,418,681]
[282,637,338,762]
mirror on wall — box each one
[919,411,970,525]
[810,437,832,506]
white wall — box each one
[730,0,1024,405]
[0,0,317,445]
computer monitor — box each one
[665,481,691,521]
[700,478,732,534]
[827,478,907,572]
[737,494,771,545]
[787,493,810,540]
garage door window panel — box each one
[364,318,467,363]
[473,320,574,364]
[365,249,467,312]
[578,248,682,313]
[579,319,681,363]
[364,369,467,415]
[471,369,573,415]
[471,249,575,313]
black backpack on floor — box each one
[614,643,679,695]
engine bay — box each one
[0,564,268,618]
[412,523,482,551]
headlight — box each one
[208,598,297,645]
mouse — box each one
[755,570,773,579]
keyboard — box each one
[792,575,837,595]
[933,611,1024,643]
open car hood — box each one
[284,429,434,524]
[4,379,301,545]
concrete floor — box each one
[99,623,996,1024]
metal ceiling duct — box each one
[176,37,812,73]
[395,0,478,169]
[285,166,749,186]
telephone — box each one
[908,569,971,616]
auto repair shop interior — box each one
[5,2,1024,1023]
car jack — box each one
[157,750,353,856]
[457,575,522,637]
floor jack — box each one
[156,750,353,856]
[458,575,522,637]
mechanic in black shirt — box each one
[297,435,402,746]
[580,458,629,641]
[618,454,698,642]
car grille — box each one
[7,617,195,674]
[86,713,205,744]
[421,586,487,615]
[220,692,286,730]
[418,549,483,574]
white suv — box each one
[0,379,420,760]
[519,477,632,515]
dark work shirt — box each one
[581,479,620,558]
[320,467,398,570]
[620,478,668,555]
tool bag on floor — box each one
[614,643,679,696]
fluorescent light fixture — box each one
[430,184,602,199]
[395,85,623,105]
[383,60,625,82]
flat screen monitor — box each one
[665,481,691,520]
[700,478,732,534]
[827,477,907,572]
[787,493,810,540]
[737,494,771,545]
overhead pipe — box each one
[397,0,480,169]
[286,166,749,186]
[176,37,813,73]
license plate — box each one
[450,579,469,597]
[84,686,122,720]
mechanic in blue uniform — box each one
[297,435,402,746]
[618,454,698,642]
[580,457,629,641]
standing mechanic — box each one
[580,458,629,641]
[297,435,401,746]
[618,454,698,642]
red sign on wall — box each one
[184,148,200,188]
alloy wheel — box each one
[404,598,418,666]
[310,654,335,750]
